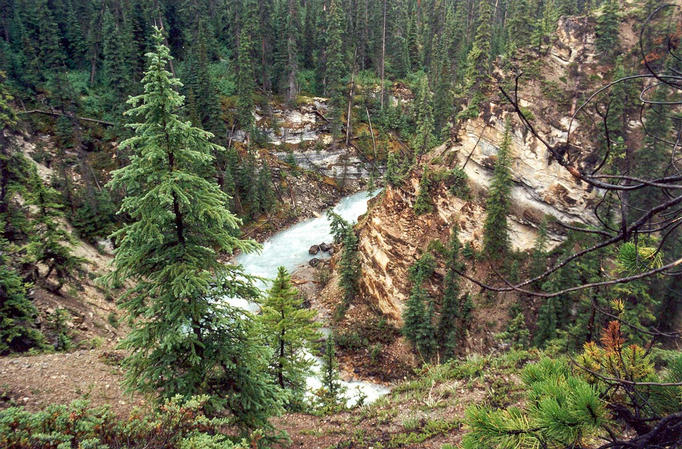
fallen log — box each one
[18,109,115,127]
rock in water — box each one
[319,242,330,252]
[308,245,320,255]
[308,258,321,267]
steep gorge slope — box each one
[351,15,622,347]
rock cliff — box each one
[353,15,613,334]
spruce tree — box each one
[413,167,434,215]
[437,229,464,360]
[482,119,513,259]
[0,225,45,355]
[325,0,348,140]
[107,28,282,428]
[410,72,436,157]
[260,266,320,407]
[385,151,403,187]
[236,1,258,134]
[26,176,82,293]
[402,252,437,360]
[338,223,360,309]
[595,0,620,62]
[464,0,493,110]
[318,333,346,410]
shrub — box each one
[0,396,249,449]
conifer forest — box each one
[1,0,682,448]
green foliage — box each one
[260,267,320,408]
[437,229,471,360]
[448,167,471,200]
[462,358,607,449]
[316,334,347,412]
[327,210,360,313]
[236,1,258,133]
[482,119,513,259]
[0,231,46,355]
[413,167,434,215]
[403,252,437,360]
[595,0,620,61]
[464,0,493,106]
[0,395,248,449]
[106,29,282,429]
[497,304,530,350]
[26,173,83,293]
[409,72,436,156]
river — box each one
[232,189,390,406]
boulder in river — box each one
[308,244,320,255]
[308,257,321,267]
[319,242,330,252]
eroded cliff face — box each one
[355,15,610,328]
[357,113,599,324]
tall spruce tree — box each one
[0,85,46,354]
[464,0,493,110]
[325,0,348,140]
[482,119,513,259]
[107,28,283,428]
[595,0,620,62]
[410,72,437,157]
[236,0,258,134]
[260,266,320,407]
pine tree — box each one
[183,20,221,136]
[106,28,283,428]
[101,8,132,121]
[260,266,320,407]
[483,119,513,259]
[257,162,276,215]
[462,357,608,449]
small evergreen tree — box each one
[0,229,46,355]
[260,266,320,408]
[106,28,283,429]
[385,151,403,187]
[402,252,437,360]
[317,333,346,410]
[437,229,464,360]
[482,119,513,259]
[26,175,82,293]
[413,167,434,215]
[595,0,620,62]
[338,223,360,311]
